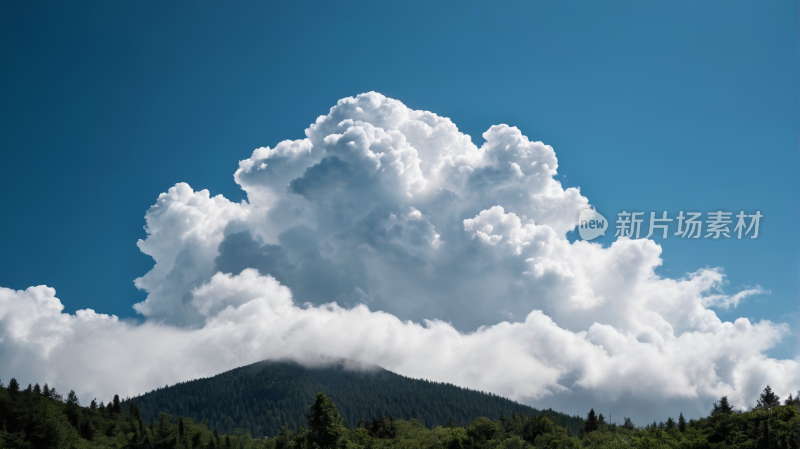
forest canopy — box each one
[1,374,798,449]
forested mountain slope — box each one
[126,359,582,438]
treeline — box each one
[1,376,799,449]
[124,360,582,437]
[0,377,256,448]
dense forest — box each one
[124,359,582,437]
[1,375,798,449]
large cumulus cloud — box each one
[0,93,796,422]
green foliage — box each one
[125,360,583,437]
[307,392,346,449]
[584,409,599,434]
[711,396,734,416]
[756,385,781,412]
[522,415,556,443]
[2,375,800,449]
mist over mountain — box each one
[126,359,583,438]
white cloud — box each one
[0,92,795,422]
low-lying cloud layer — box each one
[1,93,796,422]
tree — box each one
[33,383,41,394]
[665,417,675,430]
[522,415,555,442]
[42,383,51,398]
[90,398,98,410]
[756,386,780,412]
[67,390,80,406]
[112,394,122,415]
[468,417,501,443]
[307,392,346,449]
[584,409,599,433]
[129,402,143,421]
[622,417,635,430]
[711,396,733,416]
[367,416,396,439]
[7,378,20,395]
[598,413,606,425]
[66,390,82,428]
[785,393,800,407]
[678,413,686,432]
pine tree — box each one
[712,396,733,416]
[622,417,635,430]
[584,409,598,433]
[665,417,675,430]
[33,383,41,394]
[67,390,80,406]
[112,394,122,415]
[130,402,142,421]
[756,386,780,412]
[7,378,19,395]
[308,392,346,449]
[90,399,98,410]
[678,413,686,432]
[42,383,51,398]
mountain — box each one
[126,359,583,438]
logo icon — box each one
[577,207,608,241]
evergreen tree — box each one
[711,396,734,416]
[66,390,82,428]
[90,398,98,409]
[42,383,51,398]
[33,383,41,394]
[67,390,80,406]
[130,402,143,421]
[308,391,346,449]
[756,386,780,411]
[665,417,675,430]
[26,383,32,392]
[622,417,635,430]
[113,394,122,414]
[7,377,19,395]
[598,413,606,425]
[584,409,598,433]
[678,413,686,432]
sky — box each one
[0,0,798,424]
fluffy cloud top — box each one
[0,93,795,421]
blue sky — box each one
[0,1,797,419]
